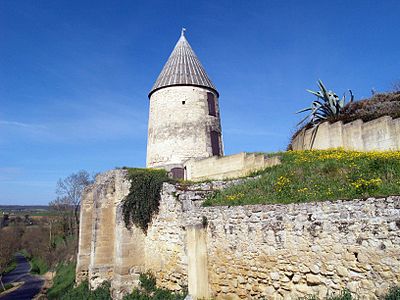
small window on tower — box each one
[210,130,220,156]
[207,92,216,116]
[182,101,186,105]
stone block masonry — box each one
[77,170,400,299]
[147,85,223,168]
[184,152,281,181]
[184,197,400,299]
[291,116,400,151]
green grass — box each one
[30,256,48,275]
[19,249,31,259]
[47,270,185,300]
[204,149,400,206]
[47,263,76,299]
[384,286,400,300]
[59,281,111,300]
[20,249,48,276]
[47,262,112,300]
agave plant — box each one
[297,80,354,127]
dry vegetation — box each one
[290,91,400,147]
[0,215,78,276]
[336,91,400,124]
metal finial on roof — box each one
[149,31,218,98]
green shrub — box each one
[384,286,400,300]
[1,283,13,292]
[57,280,90,300]
[52,235,66,248]
[59,281,111,300]
[90,281,112,300]
[47,263,76,299]
[122,168,171,233]
[2,259,16,275]
[204,149,400,206]
[326,289,352,300]
[123,273,186,300]
[19,249,31,259]
[139,272,157,292]
[30,257,48,275]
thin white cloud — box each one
[0,120,46,129]
[0,107,147,144]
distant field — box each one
[0,205,60,216]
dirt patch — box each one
[33,271,55,300]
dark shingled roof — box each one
[149,32,218,98]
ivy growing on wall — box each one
[122,168,171,233]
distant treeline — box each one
[0,205,50,212]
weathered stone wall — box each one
[291,116,400,151]
[76,184,95,283]
[77,170,400,299]
[147,85,223,168]
[112,204,146,299]
[184,152,280,181]
[76,170,133,294]
[184,197,400,299]
[144,183,189,291]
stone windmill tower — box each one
[146,30,223,177]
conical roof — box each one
[149,31,218,98]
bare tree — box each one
[49,170,94,236]
[392,81,400,93]
[0,228,21,290]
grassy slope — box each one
[204,149,400,206]
[47,263,76,299]
[30,257,48,275]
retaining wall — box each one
[77,170,400,299]
[184,152,280,181]
[291,116,400,151]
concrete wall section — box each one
[187,225,210,299]
[292,116,400,151]
[185,153,280,181]
[147,86,223,168]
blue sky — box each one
[1,0,399,205]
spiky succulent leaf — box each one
[296,80,354,127]
[306,89,323,98]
